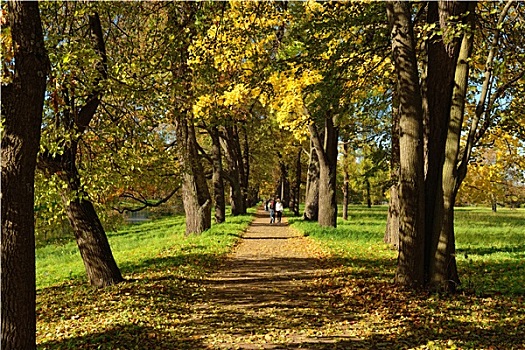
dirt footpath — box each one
[190,208,356,349]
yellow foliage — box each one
[223,83,249,107]
[459,127,525,205]
[267,68,322,141]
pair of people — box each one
[268,198,283,224]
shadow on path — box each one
[188,208,358,348]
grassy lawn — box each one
[36,205,524,349]
[37,210,254,289]
[286,205,525,349]
[288,205,525,296]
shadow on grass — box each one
[38,324,204,350]
[117,250,215,275]
[37,252,525,349]
[37,230,525,350]
[106,218,185,239]
[457,244,525,256]
[190,254,523,348]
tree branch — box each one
[113,186,180,213]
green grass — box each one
[36,209,254,289]
[288,205,525,295]
[454,207,525,295]
[36,205,524,349]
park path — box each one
[189,208,356,349]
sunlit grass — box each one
[36,209,254,289]
[36,205,524,349]
[288,205,525,295]
[454,207,525,295]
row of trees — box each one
[2,1,524,348]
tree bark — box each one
[169,2,212,234]
[240,123,251,210]
[176,117,212,234]
[385,93,400,247]
[220,125,246,215]
[387,1,426,288]
[309,116,338,228]
[303,135,320,221]
[210,126,226,223]
[292,147,302,216]
[365,178,372,208]
[1,2,49,348]
[429,2,476,291]
[276,153,291,207]
[37,11,123,287]
[342,142,350,221]
[64,185,124,287]
[39,149,124,287]
[423,1,468,290]
[457,0,513,186]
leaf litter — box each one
[37,209,524,349]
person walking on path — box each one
[268,198,276,224]
[275,198,284,223]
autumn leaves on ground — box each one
[37,207,524,349]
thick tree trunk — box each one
[387,1,426,288]
[63,197,124,287]
[61,161,123,286]
[170,2,211,234]
[210,126,226,223]
[385,184,400,247]
[1,2,49,349]
[36,10,122,287]
[176,117,212,235]
[310,116,338,228]
[428,3,475,291]
[423,1,467,289]
[39,149,124,287]
[303,136,320,221]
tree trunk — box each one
[310,116,338,228]
[457,1,513,187]
[1,2,49,348]
[428,3,475,291]
[303,136,320,221]
[39,148,124,287]
[61,159,123,286]
[423,1,468,289]
[385,184,400,247]
[221,125,246,215]
[385,93,400,247]
[342,142,350,221]
[169,2,211,234]
[210,126,226,223]
[36,11,123,287]
[387,1,426,288]
[276,154,291,207]
[491,198,497,212]
[365,178,372,208]
[291,147,302,216]
[240,123,250,211]
[176,117,212,234]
